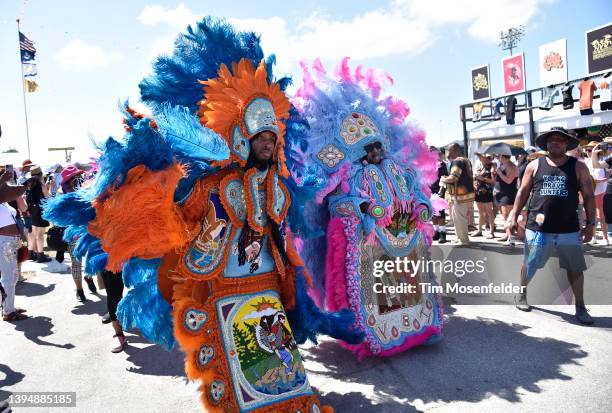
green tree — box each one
[233,322,264,368]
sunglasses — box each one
[364,142,383,152]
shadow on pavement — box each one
[308,305,587,410]
[123,335,185,378]
[0,364,25,401]
[12,316,75,349]
[532,306,612,329]
[15,280,55,297]
[321,391,423,413]
[583,244,612,259]
[71,297,108,317]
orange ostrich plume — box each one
[197,58,290,177]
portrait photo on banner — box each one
[501,53,526,94]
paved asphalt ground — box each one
[2,219,611,413]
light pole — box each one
[499,26,526,56]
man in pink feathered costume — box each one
[296,58,445,360]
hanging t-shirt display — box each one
[493,99,504,119]
[505,94,517,125]
[473,102,484,121]
[578,79,596,115]
[562,83,574,110]
[539,85,562,110]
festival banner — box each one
[471,65,491,101]
[538,39,568,86]
[501,53,526,94]
[586,22,612,75]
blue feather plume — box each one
[139,17,265,113]
[154,103,229,162]
[286,267,364,345]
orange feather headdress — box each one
[198,58,290,177]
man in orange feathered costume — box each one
[72,20,362,412]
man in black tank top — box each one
[506,127,596,325]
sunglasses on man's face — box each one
[365,142,383,152]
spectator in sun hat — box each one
[508,126,596,325]
[17,159,34,185]
[60,164,85,194]
[25,166,52,263]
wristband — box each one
[585,220,596,226]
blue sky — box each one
[1,0,611,164]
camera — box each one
[600,143,611,151]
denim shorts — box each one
[524,229,586,279]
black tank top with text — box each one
[526,156,579,233]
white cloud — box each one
[139,0,554,70]
[287,10,432,60]
[140,4,435,68]
[138,3,201,28]
[55,40,120,71]
[398,0,556,42]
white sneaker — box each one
[589,238,598,246]
[605,239,610,246]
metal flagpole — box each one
[16,18,32,159]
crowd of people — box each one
[0,160,125,350]
[3,131,609,339]
[431,128,612,325]
[431,135,612,248]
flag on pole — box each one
[24,79,39,92]
[19,31,36,62]
[22,63,37,77]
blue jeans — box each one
[0,235,21,315]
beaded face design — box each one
[198,344,214,367]
[184,309,208,332]
[317,144,345,168]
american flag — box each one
[19,31,36,62]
